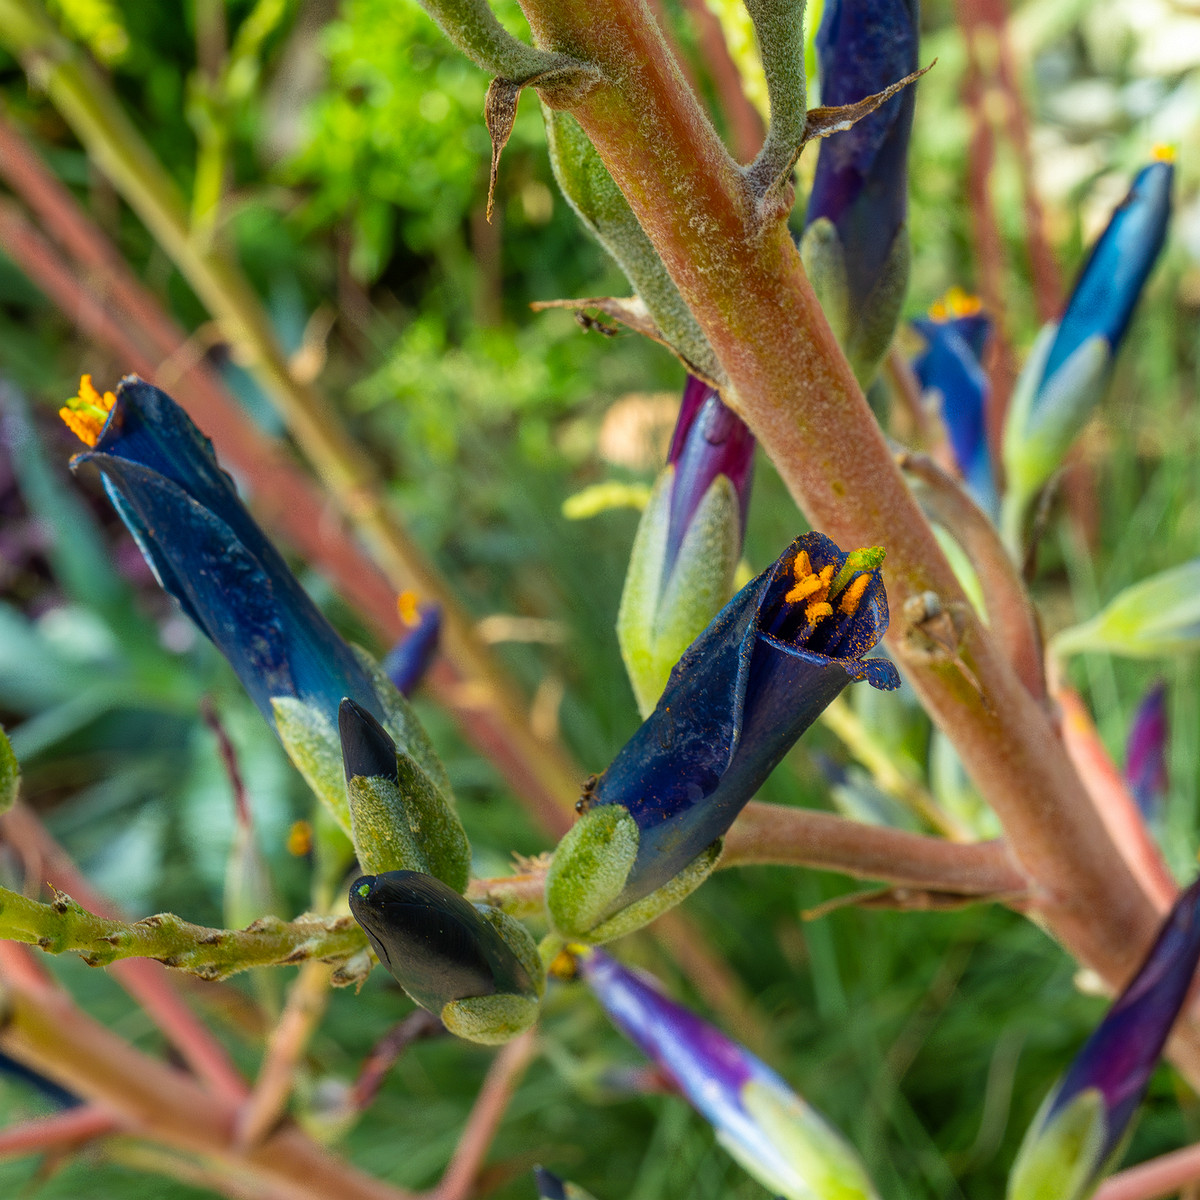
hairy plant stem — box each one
[0,885,368,980]
[513,0,1191,1072]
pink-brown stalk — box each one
[0,1106,120,1158]
[513,0,1190,1069]
[1096,1142,1200,1200]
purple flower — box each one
[381,598,441,697]
[573,947,879,1200]
[1125,681,1168,821]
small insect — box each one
[576,773,599,815]
[574,311,618,337]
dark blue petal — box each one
[593,532,898,905]
[339,698,399,783]
[349,871,536,1012]
[1046,874,1200,1170]
[0,1051,81,1109]
[912,315,997,515]
[1038,161,1173,393]
[381,604,442,697]
[534,1168,569,1200]
[72,377,381,729]
[805,0,919,310]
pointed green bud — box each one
[273,697,349,830]
[0,725,19,815]
[800,217,851,347]
[542,107,717,380]
[1051,559,1200,661]
[339,700,470,895]
[1007,1089,1107,1200]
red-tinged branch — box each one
[2,804,248,1104]
[0,1106,119,1159]
[1095,1142,1200,1200]
[1053,685,1177,914]
[0,978,416,1200]
[722,803,1027,897]
[513,0,1181,1063]
[428,1031,538,1200]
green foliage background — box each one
[0,0,1199,1197]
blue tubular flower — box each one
[1002,157,1174,541]
[618,375,756,717]
[1125,681,1168,821]
[65,375,379,726]
[572,947,880,1200]
[381,595,441,697]
[912,293,997,517]
[349,869,544,1045]
[552,533,898,941]
[63,375,452,834]
[1008,875,1200,1200]
[802,0,919,384]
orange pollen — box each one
[286,820,313,857]
[397,589,421,628]
[785,554,838,628]
[805,600,834,624]
[59,374,116,446]
[1153,143,1176,164]
[838,573,872,617]
[929,286,982,323]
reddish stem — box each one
[0,1106,120,1159]
[1096,1142,1200,1200]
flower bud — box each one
[338,699,470,895]
[1125,681,1168,821]
[349,870,544,1045]
[572,946,880,1200]
[1008,875,1200,1200]
[617,377,755,716]
[551,533,898,942]
[802,0,919,385]
[1002,158,1173,539]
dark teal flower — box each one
[551,533,897,940]
[571,946,879,1200]
[1009,874,1200,1199]
[64,375,380,730]
[348,869,543,1044]
[912,293,996,516]
[802,0,919,383]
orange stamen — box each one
[838,573,872,617]
[397,589,421,628]
[58,374,117,446]
[1153,143,1176,164]
[805,600,834,624]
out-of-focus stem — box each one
[513,0,1182,1061]
[429,1031,537,1200]
[1095,1142,1200,1200]
[1053,684,1176,914]
[722,803,1026,896]
[0,2,582,838]
[2,804,248,1103]
[820,697,968,838]
[0,1107,119,1158]
[237,961,334,1148]
[0,975,416,1200]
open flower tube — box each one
[549,532,899,942]
[62,375,452,833]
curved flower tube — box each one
[1002,157,1173,542]
[382,596,441,696]
[349,869,544,1045]
[65,375,379,727]
[911,294,997,517]
[802,0,919,384]
[618,374,756,715]
[571,946,879,1200]
[550,532,898,941]
[1008,875,1200,1200]
[62,375,450,834]
[1125,681,1168,821]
